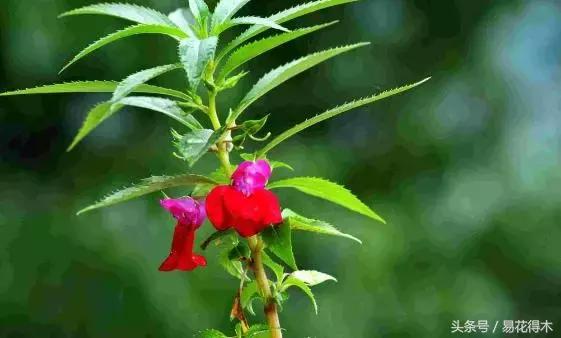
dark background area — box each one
[1,0,560,337]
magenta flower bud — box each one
[231,160,272,196]
[160,197,206,229]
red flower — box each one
[159,197,207,271]
[206,185,282,237]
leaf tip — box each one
[57,11,71,19]
[76,208,88,216]
[418,76,432,85]
[58,63,72,75]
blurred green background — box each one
[1,0,560,337]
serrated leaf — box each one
[211,0,251,31]
[261,251,284,282]
[281,276,318,314]
[220,16,289,34]
[179,37,218,91]
[218,21,337,80]
[119,96,203,130]
[59,3,176,27]
[290,270,337,286]
[257,78,431,156]
[60,24,186,73]
[218,0,357,60]
[282,209,361,244]
[78,174,217,215]
[175,127,227,166]
[269,177,385,223]
[67,101,121,151]
[0,81,190,101]
[262,223,297,270]
[195,329,229,338]
[189,0,210,21]
[112,64,182,102]
[168,8,197,37]
[229,43,368,123]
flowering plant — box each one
[1,0,428,336]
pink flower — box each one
[160,198,206,228]
[159,197,207,272]
[231,160,272,196]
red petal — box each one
[159,222,206,272]
[252,189,283,225]
[206,186,283,238]
[206,185,233,231]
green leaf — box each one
[211,0,251,30]
[174,127,227,166]
[77,174,217,215]
[228,241,251,261]
[221,16,289,34]
[219,70,249,90]
[239,153,256,161]
[68,95,201,151]
[257,78,431,156]
[59,3,176,27]
[281,276,318,314]
[195,329,229,338]
[239,115,268,135]
[246,324,271,338]
[282,209,361,244]
[0,81,190,101]
[229,43,369,123]
[270,161,294,171]
[269,177,385,223]
[262,223,297,270]
[112,64,182,102]
[201,229,236,250]
[241,280,261,310]
[290,270,337,286]
[218,0,357,60]
[189,0,210,21]
[179,37,218,91]
[219,243,248,280]
[60,24,186,73]
[261,251,284,282]
[67,102,121,151]
[192,167,231,197]
[168,8,197,37]
[119,96,203,130]
[218,21,337,80]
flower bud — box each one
[231,160,272,196]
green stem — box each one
[208,90,232,174]
[248,236,282,338]
[208,91,221,130]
